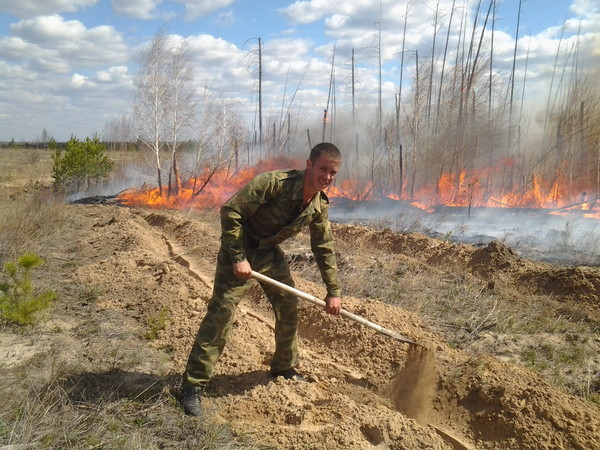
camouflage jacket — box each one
[220,169,341,297]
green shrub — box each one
[51,136,113,192]
[0,253,56,325]
[48,137,58,150]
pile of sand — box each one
[37,204,595,449]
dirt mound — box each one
[333,223,600,317]
[6,204,599,449]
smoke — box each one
[67,160,157,202]
[329,199,600,266]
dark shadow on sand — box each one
[49,369,180,404]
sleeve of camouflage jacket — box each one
[219,172,279,264]
[309,201,342,298]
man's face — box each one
[305,155,341,193]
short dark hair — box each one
[309,142,341,163]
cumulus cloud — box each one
[281,1,458,64]
[0,13,134,140]
[0,36,46,62]
[111,0,162,19]
[176,33,263,101]
[6,15,129,72]
[173,0,236,21]
[274,0,600,123]
[0,0,98,18]
[187,33,242,63]
[96,65,130,83]
[1,0,598,142]
[570,0,600,16]
[70,73,93,88]
[568,0,600,38]
[279,0,335,24]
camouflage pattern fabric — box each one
[220,169,340,297]
[184,169,340,387]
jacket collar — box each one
[294,169,326,213]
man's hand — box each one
[324,296,341,315]
[233,260,252,280]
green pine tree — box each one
[0,253,56,325]
[51,136,114,192]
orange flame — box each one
[117,156,301,210]
[117,158,600,218]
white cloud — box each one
[173,0,236,21]
[281,1,462,67]
[214,9,235,27]
[96,65,130,83]
[187,33,243,64]
[0,13,133,141]
[185,33,247,89]
[5,15,129,72]
[1,0,598,142]
[570,0,600,16]
[111,0,162,19]
[0,0,98,18]
[0,36,45,62]
[273,0,600,127]
[280,0,334,24]
[70,73,91,88]
[265,38,312,62]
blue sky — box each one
[0,0,598,142]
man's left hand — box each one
[324,296,341,315]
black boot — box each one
[180,385,202,417]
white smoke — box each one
[329,200,600,266]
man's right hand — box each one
[233,260,252,280]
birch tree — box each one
[191,93,248,198]
[103,114,134,151]
[133,31,196,197]
[164,38,196,196]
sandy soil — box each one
[7,203,600,449]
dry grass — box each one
[1,148,598,448]
[0,148,54,183]
[0,148,251,449]
[1,354,241,449]
[288,226,599,402]
[0,148,70,260]
[0,187,71,261]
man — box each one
[180,142,342,417]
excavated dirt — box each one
[332,224,600,320]
[5,204,600,449]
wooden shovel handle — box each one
[251,271,419,346]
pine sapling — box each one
[0,253,56,325]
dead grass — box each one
[0,148,54,184]
[0,187,70,260]
[1,356,242,449]
[288,226,599,401]
[1,149,598,447]
[0,149,248,449]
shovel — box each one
[251,270,420,346]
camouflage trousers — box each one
[184,244,298,387]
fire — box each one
[117,157,600,218]
[327,179,376,201]
[408,165,599,214]
[117,156,301,210]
